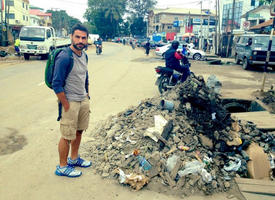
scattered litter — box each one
[82,73,275,197]
[115,168,149,191]
[178,160,205,177]
[206,74,222,94]
[138,155,152,171]
[160,99,174,112]
[224,157,242,172]
[166,155,179,172]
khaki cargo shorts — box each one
[60,97,90,140]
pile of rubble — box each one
[83,74,275,196]
[256,87,275,113]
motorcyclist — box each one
[165,40,190,82]
[94,38,102,53]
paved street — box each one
[0,42,275,200]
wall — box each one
[3,0,30,26]
[149,10,216,39]
[219,0,258,33]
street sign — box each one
[173,21,179,27]
[243,21,250,30]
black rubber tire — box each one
[158,76,170,94]
[41,53,49,60]
[242,58,250,70]
[23,53,30,60]
[235,54,240,64]
[193,53,202,60]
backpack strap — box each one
[57,47,74,121]
[64,47,74,80]
[83,50,88,63]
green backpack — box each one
[44,47,74,89]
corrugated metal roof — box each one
[152,8,215,16]
[29,9,52,17]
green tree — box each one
[127,0,157,18]
[120,21,130,36]
[47,10,81,36]
[130,17,146,36]
[84,0,127,38]
[126,0,157,36]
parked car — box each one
[112,37,122,43]
[140,40,158,49]
[235,34,275,70]
[136,38,147,47]
[155,44,205,60]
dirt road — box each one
[0,43,274,200]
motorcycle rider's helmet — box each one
[171,40,180,49]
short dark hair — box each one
[71,23,89,37]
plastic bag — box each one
[178,161,212,183]
[206,74,222,94]
[223,157,241,172]
[166,155,179,172]
[178,160,205,177]
[201,169,212,183]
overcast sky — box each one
[29,0,215,22]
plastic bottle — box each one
[138,155,152,170]
[178,145,190,151]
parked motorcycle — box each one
[155,59,191,94]
[96,44,102,55]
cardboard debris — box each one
[246,143,270,179]
[246,143,271,179]
[115,168,149,191]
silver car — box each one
[155,44,205,60]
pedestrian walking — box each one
[204,40,208,52]
[130,39,135,50]
[145,40,150,56]
[14,38,20,56]
[52,23,91,178]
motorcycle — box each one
[96,44,102,55]
[155,58,191,94]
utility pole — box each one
[215,0,218,54]
[188,11,191,43]
[217,0,221,55]
[1,0,3,45]
[227,0,236,57]
[225,9,230,57]
[200,0,203,50]
[207,11,210,52]
[4,0,7,45]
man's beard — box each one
[73,43,86,50]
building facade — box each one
[241,5,271,30]
[148,8,216,41]
[5,0,30,27]
[0,0,30,43]
[219,0,261,33]
[29,9,52,27]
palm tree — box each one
[103,0,125,23]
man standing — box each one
[52,23,91,177]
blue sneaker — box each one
[68,156,92,168]
[55,165,82,177]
